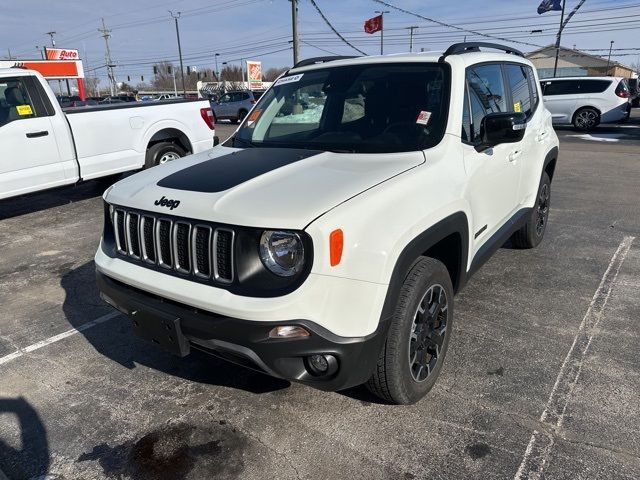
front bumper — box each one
[97,271,388,391]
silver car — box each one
[211,90,264,123]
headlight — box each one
[259,230,305,277]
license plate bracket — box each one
[130,308,190,357]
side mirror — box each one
[477,112,527,151]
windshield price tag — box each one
[274,74,304,86]
[416,110,431,125]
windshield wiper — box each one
[232,137,258,148]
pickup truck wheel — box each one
[511,171,551,249]
[573,107,600,131]
[366,257,454,405]
[145,142,186,168]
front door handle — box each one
[508,150,522,163]
[26,130,49,138]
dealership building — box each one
[527,45,636,79]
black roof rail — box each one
[440,42,525,61]
[293,56,358,69]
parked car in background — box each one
[540,76,631,130]
[100,94,137,103]
[211,90,265,123]
[56,95,82,108]
[628,78,639,107]
[0,68,217,200]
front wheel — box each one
[367,257,454,405]
[144,142,186,169]
[573,107,600,131]
[511,171,551,249]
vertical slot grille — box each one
[112,208,234,285]
[193,226,212,278]
[127,213,141,259]
[157,219,173,268]
[174,222,191,273]
[141,216,156,263]
[214,229,234,282]
[115,210,127,253]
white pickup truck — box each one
[0,68,217,200]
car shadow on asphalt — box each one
[0,179,113,221]
[0,397,50,479]
[61,261,291,396]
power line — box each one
[308,0,367,55]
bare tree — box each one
[83,77,101,97]
[220,65,243,82]
[264,66,289,82]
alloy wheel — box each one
[536,183,550,236]
[408,284,448,382]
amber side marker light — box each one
[330,229,344,267]
[269,326,310,339]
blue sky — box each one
[2,0,639,85]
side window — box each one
[461,84,471,142]
[0,77,38,128]
[219,93,231,103]
[541,80,580,96]
[579,80,611,94]
[526,66,539,108]
[505,64,533,118]
[463,64,506,143]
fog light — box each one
[268,325,310,339]
[309,354,328,373]
[305,354,338,377]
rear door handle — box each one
[508,150,522,163]
[536,131,549,142]
[26,130,49,138]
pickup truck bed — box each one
[0,68,216,200]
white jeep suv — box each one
[96,43,559,404]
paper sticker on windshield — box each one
[513,101,522,113]
[416,111,431,125]
[16,104,33,116]
[274,74,303,86]
[247,109,262,127]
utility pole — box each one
[45,31,64,95]
[375,10,389,55]
[46,31,56,48]
[606,40,614,74]
[552,0,566,77]
[214,53,220,82]
[99,19,117,96]
[6,49,12,60]
[407,26,418,53]
[291,0,300,65]
[36,46,45,60]
[169,11,186,96]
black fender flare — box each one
[378,211,470,325]
[543,146,559,182]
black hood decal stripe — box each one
[157,148,323,193]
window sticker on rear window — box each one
[416,110,431,125]
[274,74,304,86]
[16,104,33,115]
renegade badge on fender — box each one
[96,42,559,404]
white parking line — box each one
[513,235,635,480]
[0,311,120,367]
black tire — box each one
[366,257,454,405]
[572,107,600,131]
[144,142,186,169]
[235,109,248,124]
[511,171,551,249]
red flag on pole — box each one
[364,14,383,34]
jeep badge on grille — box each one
[154,196,180,210]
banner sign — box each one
[0,60,85,79]
[45,48,80,60]
[246,60,263,90]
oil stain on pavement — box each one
[77,422,247,479]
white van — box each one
[540,76,631,130]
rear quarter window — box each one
[577,80,612,94]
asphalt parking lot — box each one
[1,113,639,480]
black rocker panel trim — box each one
[157,148,323,193]
[468,207,532,278]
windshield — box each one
[231,63,450,153]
